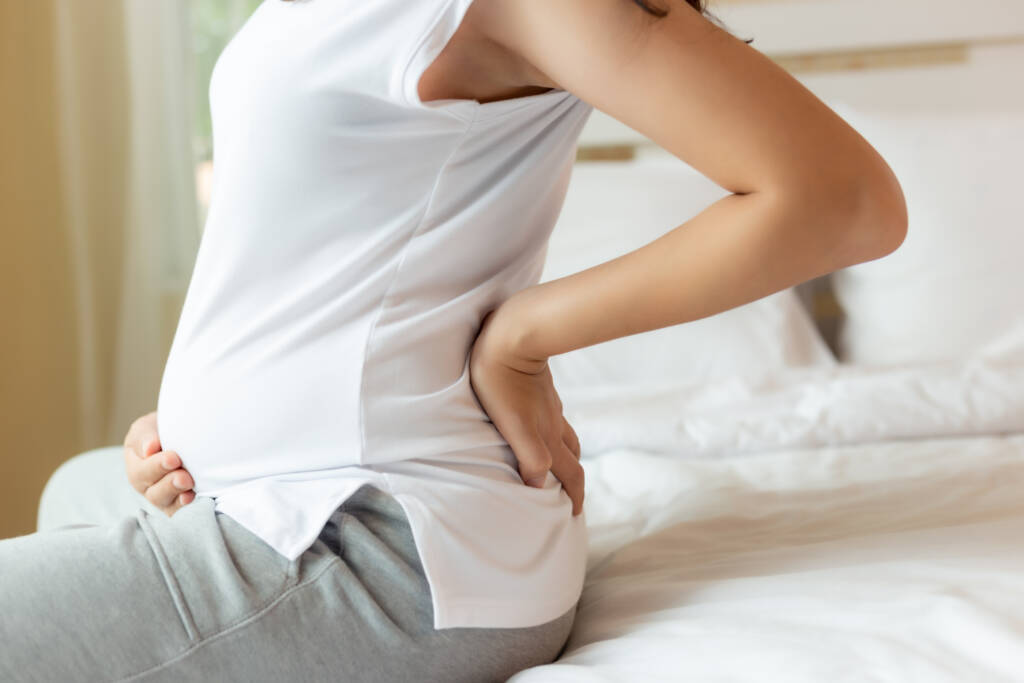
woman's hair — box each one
[278,0,753,44]
[636,0,701,17]
[634,0,754,44]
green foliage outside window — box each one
[189,0,263,162]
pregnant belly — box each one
[156,344,364,495]
[156,336,513,495]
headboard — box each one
[573,0,1024,353]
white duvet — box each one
[509,352,1024,682]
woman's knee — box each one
[38,445,153,531]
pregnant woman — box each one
[0,0,906,681]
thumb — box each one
[141,435,161,458]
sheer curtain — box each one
[0,0,200,537]
[54,0,201,449]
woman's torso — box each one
[155,0,594,630]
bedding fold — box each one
[561,355,1024,458]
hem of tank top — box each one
[379,473,587,632]
[208,476,385,560]
[375,475,453,629]
[212,476,584,630]
[429,586,586,631]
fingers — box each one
[124,412,162,491]
[174,490,197,511]
[122,411,193,516]
[144,468,195,514]
[510,418,585,516]
[549,440,585,516]
[141,436,161,458]
[164,490,196,518]
[126,447,180,495]
[125,411,160,454]
[125,446,163,493]
[561,416,581,460]
[516,428,554,489]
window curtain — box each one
[0,0,199,537]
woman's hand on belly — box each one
[123,411,196,517]
[469,308,584,516]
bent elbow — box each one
[828,165,909,267]
[852,194,908,264]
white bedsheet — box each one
[509,349,1024,681]
[512,434,1024,682]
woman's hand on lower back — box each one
[123,410,196,517]
[469,306,584,516]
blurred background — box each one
[1,0,260,538]
[2,0,1022,539]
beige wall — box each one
[0,2,135,538]
[0,2,79,538]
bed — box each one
[38,1,1024,680]
[37,357,1024,681]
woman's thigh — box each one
[0,484,577,683]
[0,495,296,682]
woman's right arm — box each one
[475,0,907,364]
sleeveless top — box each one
[156,0,594,630]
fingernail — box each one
[526,476,546,488]
[162,456,175,470]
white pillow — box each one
[542,159,835,394]
[826,102,1024,366]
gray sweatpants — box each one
[0,482,577,682]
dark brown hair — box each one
[280,0,753,44]
[633,0,754,43]
[280,0,710,13]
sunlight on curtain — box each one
[113,2,203,444]
[53,0,200,448]
[0,1,81,538]
[0,1,206,536]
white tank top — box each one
[156,0,593,630]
